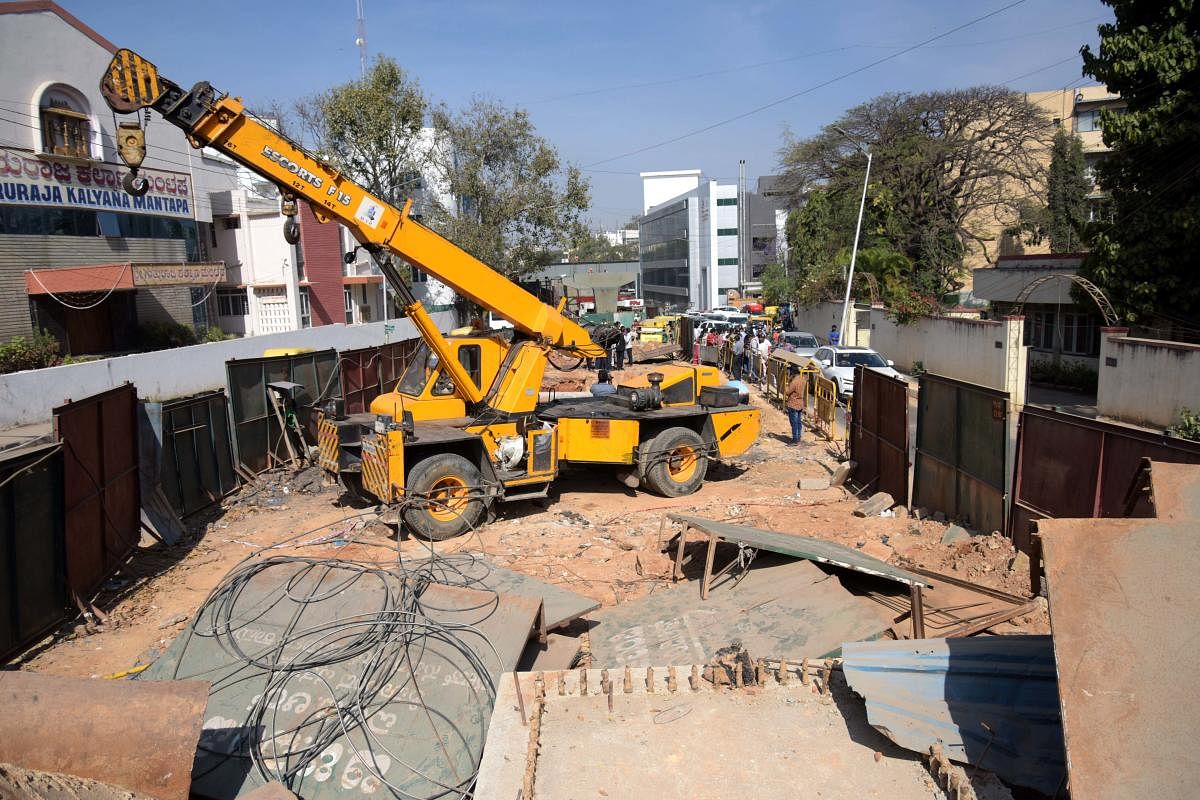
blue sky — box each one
[63,0,1111,228]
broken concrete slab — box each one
[854,491,894,517]
[797,476,832,491]
[830,459,856,487]
[941,524,970,545]
[517,630,582,672]
[0,672,209,800]
[478,666,1014,800]
[587,555,894,667]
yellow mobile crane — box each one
[100,49,760,539]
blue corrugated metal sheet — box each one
[842,635,1065,795]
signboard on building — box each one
[0,147,192,219]
[132,263,226,286]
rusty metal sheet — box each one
[0,671,209,800]
[850,366,910,505]
[53,383,140,599]
[587,555,895,667]
[842,635,1065,794]
[1009,406,1200,551]
[377,338,421,393]
[669,514,931,587]
[142,559,540,799]
[1040,509,1200,800]
[159,391,239,517]
[1146,460,1200,520]
[338,346,383,414]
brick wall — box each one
[298,204,344,326]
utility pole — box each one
[738,159,746,299]
[835,127,871,343]
[356,0,368,79]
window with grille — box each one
[344,288,355,324]
[217,288,249,317]
[41,105,91,159]
[299,287,312,328]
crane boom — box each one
[99,48,605,359]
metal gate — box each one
[850,366,910,505]
[0,443,66,660]
[378,339,422,394]
[226,350,339,473]
[913,373,1008,534]
[53,384,141,599]
[1010,406,1200,552]
[160,391,239,517]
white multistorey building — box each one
[638,170,743,313]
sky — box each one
[62,0,1112,229]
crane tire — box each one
[402,453,485,541]
[641,426,708,498]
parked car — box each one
[773,331,819,358]
[811,346,900,399]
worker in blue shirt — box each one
[828,324,840,346]
[590,370,617,397]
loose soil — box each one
[15,353,1046,680]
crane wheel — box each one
[641,427,708,497]
[402,453,485,541]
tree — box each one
[295,57,427,207]
[1080,0,1200,323]
[1046,129,1090,252]
[566,231,638,262]
[427,98,590,278]
[779,88,1054,304]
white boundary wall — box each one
[1097,331,1200,429]
[0,311,456,428]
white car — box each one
[773,331,819,359]
[812,346,900,399]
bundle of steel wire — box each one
[173,544,508,799]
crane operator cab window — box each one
[394,341,480,398]
[457,344,482,391]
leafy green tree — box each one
[428,99,590,278]
[1080,0,1200,323]
[760,262,792,306]
[779,88,1053,306]
[1047,129,1091,252]
[295,57,427,207]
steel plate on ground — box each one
[587,555,894,667]
[406,553,599,630]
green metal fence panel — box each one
[0,443,66,660]
[160,391,239,517]
[226,349,340,474]
[914,373,1007,535]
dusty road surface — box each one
[15,354,1045,681]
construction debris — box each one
[940,524,970,545]
[0,671,210,800]
[854,491,895,517]
[478,663,1015,800]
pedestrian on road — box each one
[746,331,760,381]
[784,365,806,445]
[828,324,840,346]
[611,333,624,370]
[757,335,771,383]
[623,326,635,366]
[731,331,745,379]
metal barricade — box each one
[811,374,840,442]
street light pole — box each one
[837,129,871,343]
